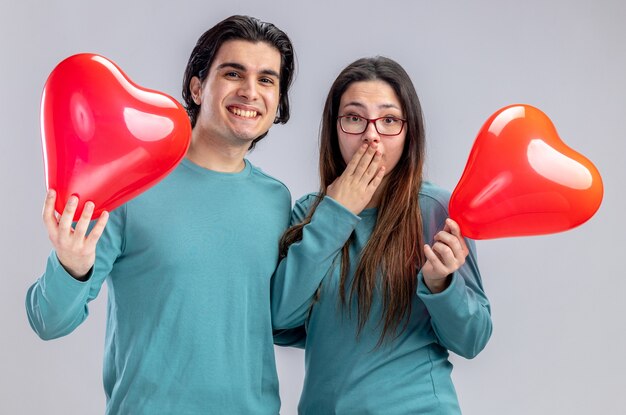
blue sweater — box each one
[26,158,291,415]
[271,182,492,414]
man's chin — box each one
[229,132,266,147]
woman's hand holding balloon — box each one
[422,218,469,294]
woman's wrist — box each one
[424,273,452,294]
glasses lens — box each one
[375,117,403,135]
[340,116,367,134]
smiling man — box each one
[26,15,295,415]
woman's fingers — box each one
[425,225,468,278]
[351,145,378,180]
[445,218,469,256]
[423,219,471,288]
[343,144,368,177]
[431,241,457,266]
[328,143,385,215]
[434,230,464,259]
[362,150,382,181]
[367,166,385,192]
[423,244,447,275]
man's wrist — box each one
[56,254,92,281]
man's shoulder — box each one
[248,161,291,197]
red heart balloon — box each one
[449,104,603,239]
[41,53,191,220]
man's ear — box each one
[189,76,202,105]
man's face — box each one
[190,40,281,146]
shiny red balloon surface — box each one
[41,53,191,220]
[449,104,603,239]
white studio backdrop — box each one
[1,1,624,414]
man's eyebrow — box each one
[216,62,246,71]
[259,69,280,78]
[216,62,279,78]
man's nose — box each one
[238,79,259,100]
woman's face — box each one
[337,80,407,173]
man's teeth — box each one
[231,107,257,118]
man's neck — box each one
[186,131,249,173]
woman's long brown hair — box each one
[280,57,426,345]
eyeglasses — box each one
[338,115,406,136]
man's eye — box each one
[259,77,275,84]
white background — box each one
[1,0,624,414]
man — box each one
[26,15,295,414]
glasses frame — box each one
[337,115,406,136]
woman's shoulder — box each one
[418,181,451,218]
[417,181,455,237]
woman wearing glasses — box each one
[272,56,492,414]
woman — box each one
[271,57,492,414]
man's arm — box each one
[25,190,121,340]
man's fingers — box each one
[73,201,95,238]
[42,190,59,236]
[58,195,79,234]
[86,211,109,248]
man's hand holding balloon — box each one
[42,190,109,280]
[39,53,192,277]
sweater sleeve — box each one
[271,195,360,329]
[25,205,125,340]
[273,326,307,348]
[416,238,492,359]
